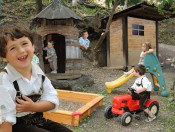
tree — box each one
[35,0,43,13]
[105,0,143,8]
[93,0,120,66]
[0,0,2,15]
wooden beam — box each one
[66,59,82,62]
[113,7,144,20]
[107,31,110,67]
[122,16,128,68]
[156,21,159,58]
[128,14,158,21]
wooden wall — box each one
[35,20,82,78]
[128,17,156,66]
[109,17,123,68]
[108,17,156,68]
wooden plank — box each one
[43,111,73,125]
[66,67,81,70]
[58,90,100,97]
[78,97,103,121]
[66,43,80,47]
[109,17,124,67]
[122,16,128,67]
[37,25,79,37]
[48,110,80,126]
[44,90,104,126]
[66,59,82,62]
[77,96,103,113]
[66,46,81,59]
[58,90,99,103]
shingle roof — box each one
[34,0,81,20]
[104,1,175,21]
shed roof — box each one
[108,1,175,21]
[34,0,81,20]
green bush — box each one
[0,58,6,69]
[159,18,175,46]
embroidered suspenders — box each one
[1,69,47,125]
[14,75,45,102]
[2,69,45,102]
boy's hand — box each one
[135,90,139,94]
[16,95,35,112]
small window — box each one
[139,25,144,30]
[132,24,144,36]
[139,31,144,36]
[132,30,138,35]
[132,24,138,30]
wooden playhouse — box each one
[33,0,82,79]
[101,2,175,69]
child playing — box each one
[138,42,154,65]
[124,42,154,76]
[79,30,90,51]
[32,53,39,65]
[0,22,72,132]
[130,64,156,122]
[43,41,58,74]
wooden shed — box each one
[33,0,82,79]
[101,2,175,69]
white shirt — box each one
[140,51,145,65]
[0,62,59,125]
[131,75,152,92]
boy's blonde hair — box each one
[144,42,152,51]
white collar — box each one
[5,62,45,83]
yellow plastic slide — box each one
[105,69,135,93]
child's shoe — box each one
[124,71,131,76]
[145,115,156,122]
[51,70,57,74]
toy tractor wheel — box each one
[149,102,159,116]
[104,106,115,119]
[121,112,132,126]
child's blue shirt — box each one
[79,37,90,47]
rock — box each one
[51,74,94,91]
[159,43,175,70]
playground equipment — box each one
[104,88,159,126]
[105,69,134,93]
[144,53,168,97]
[105,53,169,97]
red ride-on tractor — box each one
[104,88,159,126]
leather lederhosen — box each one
[2,69,46,125]
[14,75,46,125]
